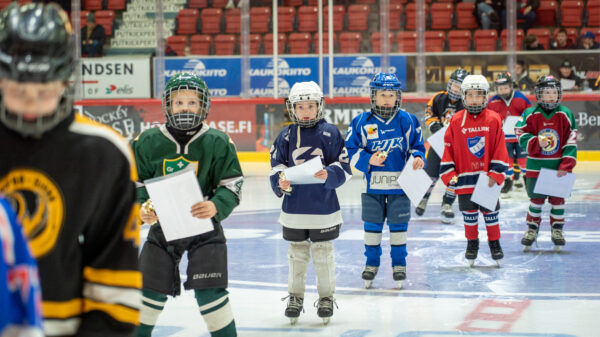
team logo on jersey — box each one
[292,147,324,166]
[364,124,379,140]
[0,169,64,258]
[539,128,560,155]
[371,137,405,153]
[163,156,199,175]
[467,136,486,158]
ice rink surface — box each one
[145,162,600,337]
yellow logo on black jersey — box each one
[0,169,64,258]
[163,156,199,175]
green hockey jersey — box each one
[133,124,243,223]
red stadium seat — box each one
[371,32,394,53]
[167,35,188,56]
[456,2,478,29]
[313,32,337,53]
[560,0,584,27]
[71,10,90,27]
[190,34,212,55]
[95,10,115,36]
[389,4,403,31]
[323,5,345,32]
[447,30,471,51]
[580,27,600,43]
[106,0,125,10]
[430,3,453,30]
[425,30,445,52]
[245,34,262,55]
[396,31,417,52]
[177,8,199,35]
[284,0,303,6]
[201,8,222,34]
[189,0,208,9]
[527,28,551,49]
[536,0,557,26]
[501,29,524,50]
[288,33,312,54]
[474,29,497,51]
[587,0,600,27]
[277,7,296,33]
[264,33,287,54]
[390,0,408,4]
[298,6,318,33]
[84,0,103,11]
[405,3,429,30]
[214,34,236,55]
[347,4,369,32]
[339,32,362,53]
[211,0,228,8]
[224,8,240,34]
[250,7,271,33]
[356,0,376,4]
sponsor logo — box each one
[250,78,290,96]
[82,62,134,76]
[333,57,398,95]
[369,171,401,190]
[539,128,560,155]
[320,226,337,233]
[365,124,378,139]
[380,128,396,134]
[105,84,134,95]
[461,126,490,134]
[192,272,222,280]
[250,59,311,76]
[165,59,228,77]
[467,136,485,158]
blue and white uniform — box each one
[346,109,426,268]
[0,197,43,337]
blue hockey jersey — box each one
[0,197,43,337]
[270,120,352,229]
[345,109,426,194]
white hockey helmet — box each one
[286,81,324,128]
[461,75,490,114]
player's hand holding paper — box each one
[471,172,502,210]
[533,168,576,198]
[397,156,432,206]
[283,156,324,184]
[144,167,214,242]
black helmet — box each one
[535,75,562,111]
[494,72,514,100]
[0,3,75,137]
[447,68,470,101]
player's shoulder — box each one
[350,111,372,125]
[556,104,574,115]
[69,114,134,165]
[318,121,344,139]
[513,91,529,100]
[488,94,502,103]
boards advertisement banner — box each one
[81,57,151,99]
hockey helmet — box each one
[286,81,324,128]
[494,72,514,100]
[461,75,490,115]
[369,72,402,119]
[534,75,562,111]
[163,72,210,130]
[447,68,470,101]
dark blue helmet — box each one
[369,72,402,118]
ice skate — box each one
[551,228,566,252]
[415,196,428,216]
[521,227,539,252]
[392,265,406,289]
[488,240,503,267]
[513,175,524,189]
[441,203,454,224]
[465,239,479,267]
[361,265,378,288]
[501,178,513,196]
[282,294,304,325]
[315,296,337,324]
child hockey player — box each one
[416,68,469,223]
[515,75,577,252]
[345,73,426,288]
[487,72,531,194]
[440,75,510,267]
[134,73,243,337]
[270,81,352,324]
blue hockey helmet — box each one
[369,72,402,118]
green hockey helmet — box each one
[163,72,210,130]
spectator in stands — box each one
[578,31,599,50]
[557,60,583,91]
[502,0,538,33]
[475,0,502,30]
[81,12,106,57]
[524,34,545,50]
[550,29,575,50]
[183,44,192,56]
[514,60,535,93]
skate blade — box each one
[364,280,373,289]
[554,245,563,252]
[396,280,403,289]
[500,193,511,199]
[289,317,298,325]
[495,260,501,267]
[523,245,532,252]
[441,218,453,224]
[467,259,475,267]
[322,317,330,325]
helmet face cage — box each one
[494,72,513,100]
[462,88,488,114]
[446,79,463,101]
[370,88,402,119]
[535,82,562,111]
[163,84,210,130]
[286,96,324,128]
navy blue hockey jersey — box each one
[270,120,352,229]
[0,197,43,337]
[345,109,426,194]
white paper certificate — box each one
[427,126,448,158]
[533,168,576,198]
[470,172,502,210]
[397,156,432,206]
[503,116,521,136]
[144,168,214,242]
[282,156,324,184]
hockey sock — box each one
[311,241,336,298]
[483,211,500,241]
[549,197,565,230]
[288,241,310,296]
[463,210,479,240]
[526,199,544,229]
[422,178,438,201]
[364,222,383,267]
[442,185,456,205]
[137,289,168,337]
[389,223,408,266]
[513,162,520,180]
[195,288,237,337]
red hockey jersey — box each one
[440,108,510,195]
[487,91,531,143]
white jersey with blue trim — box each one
[345,109,426,194]
[270,120,352,229]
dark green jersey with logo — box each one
[133,124,243,222]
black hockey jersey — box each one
[0,113,141,337]
[423,91,465,133]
